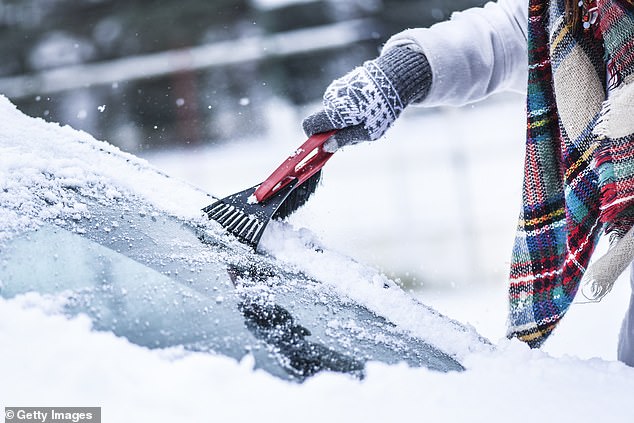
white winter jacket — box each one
[383,0,529,107]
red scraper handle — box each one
[254,130,337,203]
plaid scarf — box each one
[507,0,634,347]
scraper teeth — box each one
[208,200,273,247]
[213,208,232,224]
[206,203,230,220]
[221,209,242,226]
[237,220,258,244]
[238,218,257,238]
[249,223,265,246]
[227,214,249,233]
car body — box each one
[0,96,489,381]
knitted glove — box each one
[302,46,432,152]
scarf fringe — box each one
[594,82,634,224]
[582,81,634,302]
[581,224,634,301]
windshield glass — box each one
[0,197,463,380]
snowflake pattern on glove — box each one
[323,61,405,141]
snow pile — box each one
[260,221,490,360]
[2,293,634,423]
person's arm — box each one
[303,0,528,151]
[385,0,528,107]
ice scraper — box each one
[203,130,337,249]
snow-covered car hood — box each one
[0,95,490,380]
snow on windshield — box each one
[2,94,634,422]
[0,94,210,245]
[0,93,487,361]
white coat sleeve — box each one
[383,0,528,107]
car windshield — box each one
[0,95,489,381]
[0,195,465,381]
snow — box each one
[3,294,634,422]
[1,93,634,421]
[0,95,209,245]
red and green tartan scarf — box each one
[507,0,634,347]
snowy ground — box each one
[2,93,634,422]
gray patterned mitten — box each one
[302,46,432,152]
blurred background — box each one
[0,0,528,306]
[0,0,488,151]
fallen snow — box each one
[1,94,634,422]
[2,294,634,423]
